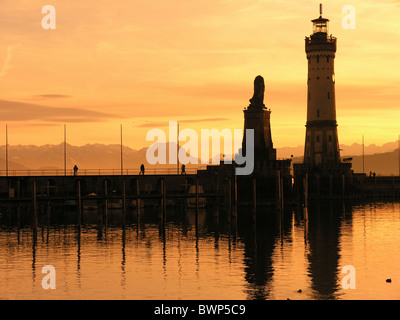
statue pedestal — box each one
[242,107,276,162]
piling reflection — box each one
[1,199,398,299]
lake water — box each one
[1,200,400,300]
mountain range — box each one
[0,141,399,176]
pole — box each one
[362,135,365,174]
[177,123,179,175]
[234,175,238,210]
[228,179,232,213]
[398,134,400,177]
[6,124,8,177]
[253,178,257,211]
[161,178,166,223]
[136,179,140,218]
[33,180,38,234]
[64,124,67,176]
[121,124,123,175]
[305,173,308,209]
[105,180,108,232]
[195,177,199,228]
[280,176,284,212]
[77,180,82,227]
[277,170,281,209]
[123,180,126,227]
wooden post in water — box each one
[234,175,238,212]
[195,177,199,227]
[123,180,126,227]
[342,174,345,198]
[227,179,232,214]
[305,173,309,209]
[280,176,284,212]
[277,170,282,210]
[136,179,141,221]
[17,180,21,231]
[163,179,167,220]
[77,180,82,227]
[33,180,38,234]
[160,178,166,224]
[253,177,257,211]
[46,181,51,227]
[104,180,108,232]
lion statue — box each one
[249,75,265,108]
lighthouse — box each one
[304,4,340,166]
[294,5,352,198]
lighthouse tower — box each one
[294,5,352,198]
[304,5,340,166]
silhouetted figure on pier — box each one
[73,165,78,176]
[181,164,186,175]
[140,164,145,175]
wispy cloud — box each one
[0,45,20,78]
[28,94,72,100]
[0,99,119,123]
[135,118,229,128]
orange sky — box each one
[0,0,399,150]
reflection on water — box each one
[1,201,400,300]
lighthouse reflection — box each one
[237,201,351,300]
[304,201,350,299]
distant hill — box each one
[291,151,400,176]
[0,143,204,175]
[277,141,399,159]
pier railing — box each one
[0,166,210,177]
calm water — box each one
[1,200,400,300]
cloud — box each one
[29,94,72,100]
[0,99,119,123]
[0,45,19,78]
[135,118,229,128]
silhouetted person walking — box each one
[140,164,145,175]
[73,165,78,176]
[181,164,186,175]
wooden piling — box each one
[280,176,284,212]
[227,179,232,214]
[163,178,166,223]
[46,180,51,227]
[305,173,309,209]
[77,180,82,227]
[123,180,126,227]
[234,175,238,212]
[104,180,108,232]
[136,179,141,223]
[342,174,345,198]
[253,177,257,211]
[277,170,282,210]
[17,181,21,230]
[195,177,199,228]
[33,180,38,234]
